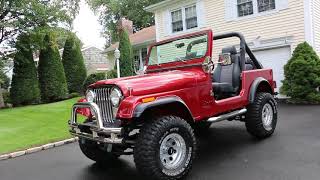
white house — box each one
[145,0,320,91]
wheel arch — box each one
[132,96,194,123]
[249,77,273,103]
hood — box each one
[90,70,199,96]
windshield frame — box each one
[146,30,212,73]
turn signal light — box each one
[142,97,156,103]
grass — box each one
[0,98,81,154]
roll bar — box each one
[213,32,263,70]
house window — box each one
[185,5,198,29]
[170,4,198,33]
[257,0,275,12]
[134,48,148,72]
[171,9,183,33]
[237,0,253,17]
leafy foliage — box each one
[281,42,320,103]
[10,34,40,106]
[62,34,87,93]
[107,69,117,79]
[86,0,162,45]
[82,72,106,90]
[38,33,68,103]
[116,29,134,77]
[0,71,10,89]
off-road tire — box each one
[245,92,278,139]
[79,138,119,163]
[134,116,196,180]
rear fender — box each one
[249,77,273,103]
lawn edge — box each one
[0,137,79,161]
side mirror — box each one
[202,56,213,73]
[218,53,232,66]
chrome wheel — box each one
[262,103,273,131]
[160,133,187,170]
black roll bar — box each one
[213,32,263,70]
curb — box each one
[0,137,79,161]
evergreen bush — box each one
[281,42,320,103]
[82,72,106,90]
[38,33,68,103]
[107,69,117,79]
[10,34,40,106]
[116,29,134,77]
[62,34,87,93]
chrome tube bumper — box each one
[68,102,123,144]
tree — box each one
[62,34,87,93]
[0,0,80,104]
[117,29,134,77]
[38,33,68,103]
[86,0,162,45]
[10,34,40,106]
[281,42,320,103]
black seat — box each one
[212,46,241,98]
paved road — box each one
[1,104,320,180]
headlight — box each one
[85,90,95,102]
[110,87,123,107]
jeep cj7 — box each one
[68,30,278,180]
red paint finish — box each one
[84,30,274,122]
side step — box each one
[207,108,247,123]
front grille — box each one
[93,87,114,124]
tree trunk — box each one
[0,85,5,108]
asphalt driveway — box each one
[0,103,320,180]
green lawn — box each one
[0,98,80,154]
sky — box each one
[73,0,106,49]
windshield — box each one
[148,34,208,65]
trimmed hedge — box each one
[10,34,40,106]
[38,33,68,103]
[62,34,87,94]
[82,72,106,90]
[281,42,320,103]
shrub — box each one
[82,72,106,90]
[281,42,320,103]
[38,33,68,103]
[0,71,10,90]
[107,69,117,79]
[116,28,134,77]
[3,91,10,104]
[62,34,87,93]
[10,34,40,106]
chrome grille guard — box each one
[68,102,123,144]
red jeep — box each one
[69,30,278,180]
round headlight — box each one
[86,90,95,102]
[110,87,123,107]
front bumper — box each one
[68,102,123,144]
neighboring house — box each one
[145,0,320,92]
[81,46,111,75]
[104,19,156,74]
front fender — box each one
[117,96,193,120]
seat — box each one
[212,46,241,98]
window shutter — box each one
[164,10,172,36]
[196,0,206,28]
[276,0,289,10]
[225,0,237,21]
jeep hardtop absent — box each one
[68,30,278,180]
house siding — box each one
[155,0,305,56]
[312,0,320,54]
